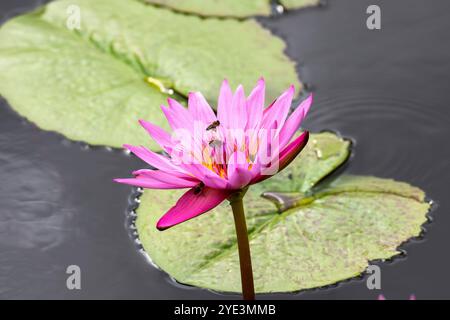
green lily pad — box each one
[280,0,321,10]
[0,0,300,149]
[136,132,430,292]
[142,0,271,18]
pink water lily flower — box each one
[116,78,311,299]
[115,78,312,231]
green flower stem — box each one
[228,189,255,300]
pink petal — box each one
[161,105,187,131]
[132,169,198,186]
[248,160,262,180]
[251,131,309,184]
[114,178,193,189]
[188,92,216,124]
[226,151,253,189]
[159,98,193,132]
[256,120,279,166]
[246,77,265,130]
[261,85,295,130]
[230,85,247,129]
[180,163,228,189]
[167,99,192,123]
[157,187,233,230]
[217,79,233,128]
[278,131,309,171]
[278,94,312,148]
[138,119,173,152]
[123,144,185,174]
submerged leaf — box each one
[136,132,430,292]
[0,0,299,148]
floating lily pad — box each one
[136,132,430,293]
[0,0,299,149]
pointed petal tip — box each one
[301,94,313,116]
[289,84,295,94]
[160,105,171,118]
[167,97,176,105]
[167,97,186,109]
[188,91,204,99]
[277,85,295,101]
[303,130,310,138]
[138,118,154,128]
[156,221,169,231]
[298,130,310,142]
[131,169,144,176]
[254,77,265,91]
[278,130,309,171]
[220,78,232,91]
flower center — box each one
[198,127,258,179]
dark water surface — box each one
[1,0,450,299]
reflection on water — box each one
[306,92,450,185]
[0,157,73,250]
